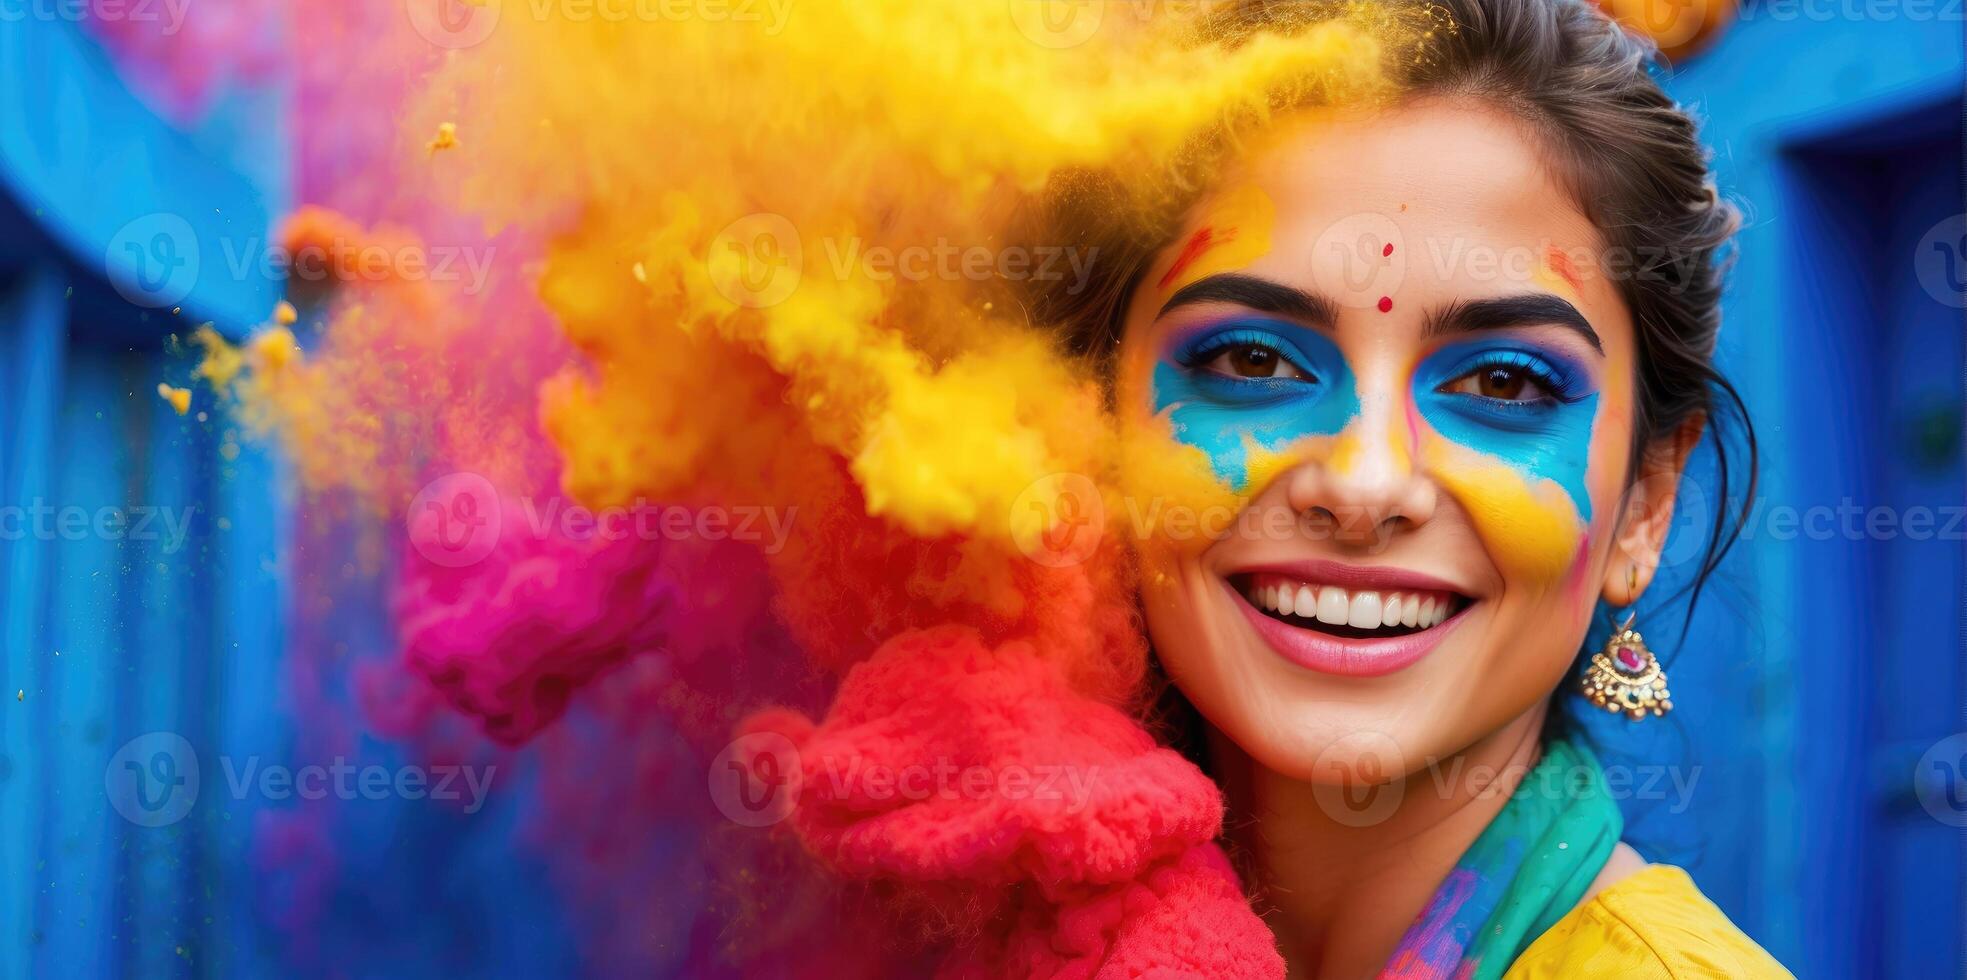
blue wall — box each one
[0,17,283,978]
[0,20,587,978]
[1650,10,1965,978]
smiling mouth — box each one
[1231,573,1472,640]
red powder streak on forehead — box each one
[1544,247,1582,291]
[1157,227,1237,291]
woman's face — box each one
[1117,100,1655,782]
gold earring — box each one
[1581,566,1672,720]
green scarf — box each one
[1379,738,1623,980]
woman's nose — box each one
[1280,391,1436,548]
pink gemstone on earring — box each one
[1615,646,1645,673]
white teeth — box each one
[1247,575,1461,631]
[1348,591,1382,629]
[1315,587,1349,625]
[1381,594,1405,628]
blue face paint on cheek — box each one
[1412,340,1599,520]
[1148,317,1360,491]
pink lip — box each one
[1223,569,1472,678]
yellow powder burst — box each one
[192,324,242,387]
[194,313,388,504]
[200,5,1440,665]
[156,383,191,415]
[397,1,1409,552]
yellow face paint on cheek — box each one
[1421,436,1588,583]
[1117,411,1245,559]
[1116,410,1347,561]
[1322,429,1363,477]
[1243,432,1337,494]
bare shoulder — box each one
[1506,854,1795,979]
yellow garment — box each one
[1506,865,1793,979]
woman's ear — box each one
[1604,416,1705,604]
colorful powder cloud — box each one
[178,3,1443,974]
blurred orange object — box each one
[1595,0,1737,60]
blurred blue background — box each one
[1,6,1962,978]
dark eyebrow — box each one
[1424,294,1604,354]
[1156,273,1338,328]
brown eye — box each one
[1205,344,1308,380]
[1449,365,1541,402]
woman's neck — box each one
[1210,706,1549,980]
